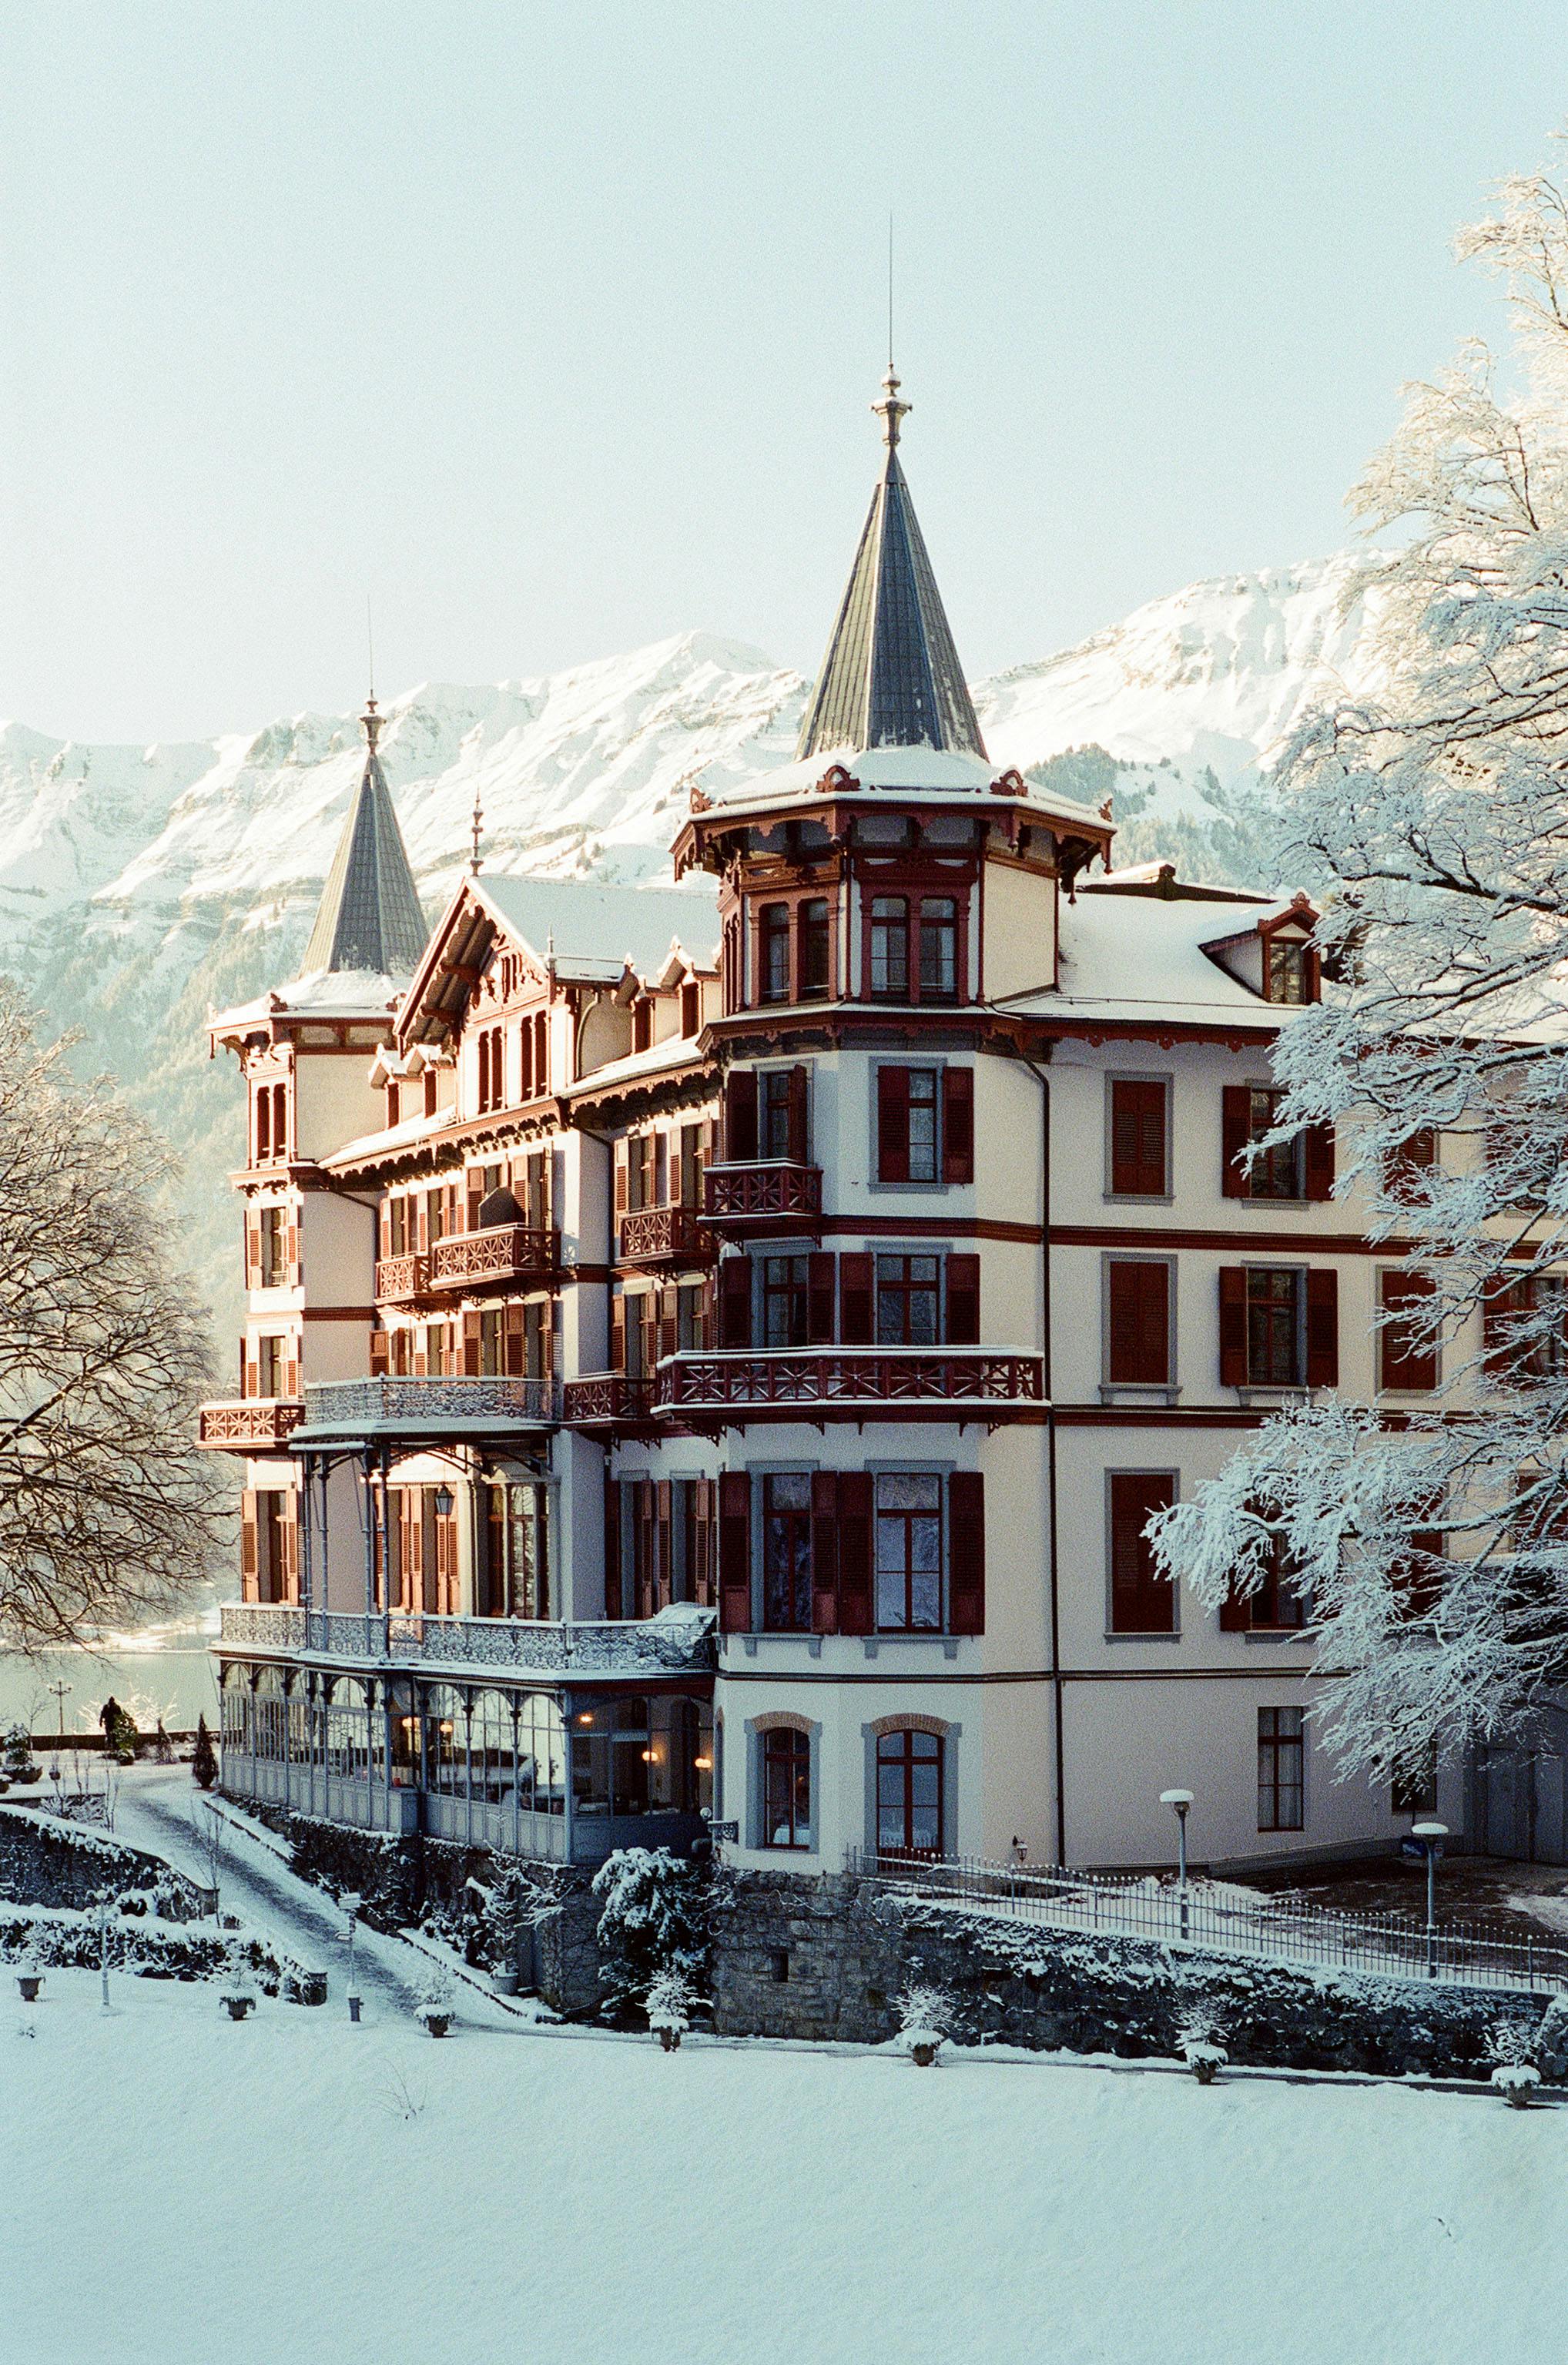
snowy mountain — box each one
[0,551,1385,1323]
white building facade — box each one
[206,379,1462,1874]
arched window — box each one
[876,1727,944,1856]
[762,1727,812,1850]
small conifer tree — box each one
[193,1713,217,1790]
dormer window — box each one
[1265,937,1312,1005]
[868,893,963,1004]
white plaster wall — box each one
[295,1056,385,1163]
[981,859,1055,1002]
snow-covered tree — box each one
[0,997,223,1650]
[1151,138,1568,1780]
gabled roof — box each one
[796,370,987,763]
[301,696,428,977]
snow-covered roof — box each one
[322,1106,447,1170]
[1027,884,1305,1028]
[210,967,406,1032]
[567,1033,708,1097]
[696,742,1109,839]
[472,873,719,980]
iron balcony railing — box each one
[300,1376,557,1432]
[617,1204,716,1270]
[846,1847,1568,1998]
[703,1160,822,1228]
[561,1372,656,1427]
[428,1224,558,1291]
[656,1347,1046,1417]
[198,1398,306,1451]
[218,1599,716,1677]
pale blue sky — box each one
[0,2,1559,742]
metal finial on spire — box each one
[469,781,483,875]
[872,363,910,451]
[360,689,383,752]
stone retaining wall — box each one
[0,1803,203,1917]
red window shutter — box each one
[1218,1267,1248,1387]
[253,1090,270,1165]
[281,1504,300,1604]
[284,1221,300,1281]
[1107,1472,1176,1634]
[635,1482,654,1620]
[1303,1122,1336,1203]
[948,1471,985,1634]
[942,1067,974,1184]
[370,1328,390,1377]
[655,1479,673,1613]
[534,1011,548,1094]
[1107,1260,1170,1386]
[656,1284,677,1364]
[502,1303,526,1377]
[786,1065,809,1164]
[1379,1272,1437,1391]
[1305,1268,1338,1388]
[242,1341,260,1401]
[811,1470,839,1632]
[1221,1087,1251,1200]
[837,1470,873,1633]
[240,1491,258,1600]
[719,1257,752,1348]
[878,1066,911,1183]
[411,1328,429,1377]
[839,1254,875,1345]
[611,1298,626,1373]
[719,1470,751,1633]
[725,1070,758,1162]
[461,1310,482,1376]
[603,1478,622,1618]
[1110,1078,1168,1196]
[243,1215,260,1289]
[614,1141,628,1216]
[283,1348,300,1399]
[807,1253,837,1345]
[946,1253,980,1345]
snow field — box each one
[7,1968,1566,2365]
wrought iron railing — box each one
[703,1161,822,1224]
[428,1224,558,1290]
[198,1398,306,1449]
[657,1348,1045,1414]
[218,1600,716,1677]
[618,1205,715,1268]
[561,1372,655,1425]
[301,1376,556,1429]
[846,1847,1568,1998]
[374,1252,428,1302]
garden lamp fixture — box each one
[1411,1821,1449,1975]
[1160,1789,1195,1933]
[434,1486,454,1519]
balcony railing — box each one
[218,1599,716,1678]
[428,1224,558,1291]
[655,1346,1046,1418]
[702,1160,822,1229]
[374,1252,428,1303]
[617,1205,715,1270]
[561,1372,656,1427]
[198,1398,306,1451]
[300,1376,557,1433]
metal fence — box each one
[846,1847,1568,1998]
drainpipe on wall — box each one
[1014,1045,1067,1868]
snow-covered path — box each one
[111,1767,508,2029]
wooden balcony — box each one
[427,1224,558,1292]
[561,1372,657,1431]
[702,1160,822,1235]
[374,1252,429,1304]
[617,1204,716,1271]
[655,1347,1047,1424]
[199,1398,307,1453]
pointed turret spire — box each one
[796,368,986,763]
[302,692,428,976]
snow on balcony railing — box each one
[846,1848,1568,1998]
[300,1376,556,1431]
[427,1224,558,1290]
[218,1600,716,1677]
[198,1399,306,1450]
[657,1347,1045,1415]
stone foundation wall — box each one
[0,1803,202,1916]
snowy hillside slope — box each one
[0,556,1385,1322]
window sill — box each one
[1100,1384,1181,1405]
[862,1635,961,1659]
[1103,1193,1174,1208]
[1234,1385,1312,1407]
[1241,1629,1313,1644]
[1104,1629,1181,1643]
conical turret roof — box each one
[303,696,428,976]
[796,369,986,763]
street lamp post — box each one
[47,1682,71,1784]
[341,1891,363,2023]
[1411,1821,1449,1978]
[1160,1789,1195,1939]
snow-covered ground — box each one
[5,1954,1563,2365]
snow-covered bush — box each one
[416,1968,457,2035]
[3,1725,39,1785]
[1489,2020,1542,2108]
[219,1942,257,2014]
[592,1848,708,2019]
[645,1966,698,2050]
[1176,2008,1230,2085]
[896,1982,955,2065]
